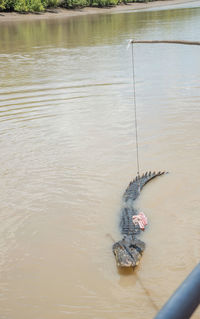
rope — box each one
[131,42,140,179]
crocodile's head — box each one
[112,236,145,268]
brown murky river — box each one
[0,1,200,318]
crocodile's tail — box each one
[123,171,165,203]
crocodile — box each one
[112,171,165,268]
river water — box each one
[0,2,200,318]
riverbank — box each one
[0,0,197,23]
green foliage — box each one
[4,0,15,10]
[1,0,59,11]
[13,0,44,11]
[14,0,28,11]
[61,0,119,8]
[29,0,44,11]
[0,0,6,10]
[91,0,118,7]
[42,0,59,8]
[61,0,89,8]
[0,0,148,12]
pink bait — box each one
[132,212,148,231]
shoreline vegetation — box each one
[0,0,196,22]
[0,0,148,12]
[0,0,184,12]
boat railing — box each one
[154,263,200,319]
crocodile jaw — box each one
[113,244,141,267]
[112,236,145,268]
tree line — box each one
[0,0,148,12]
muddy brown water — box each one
[0,2,200,318]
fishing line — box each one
[135,270,159,312]
[107,233,159,312]
[128,38,200,181]
[131,41,140,179]
[125,38,200,314]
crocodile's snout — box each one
[112,237,145,268]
